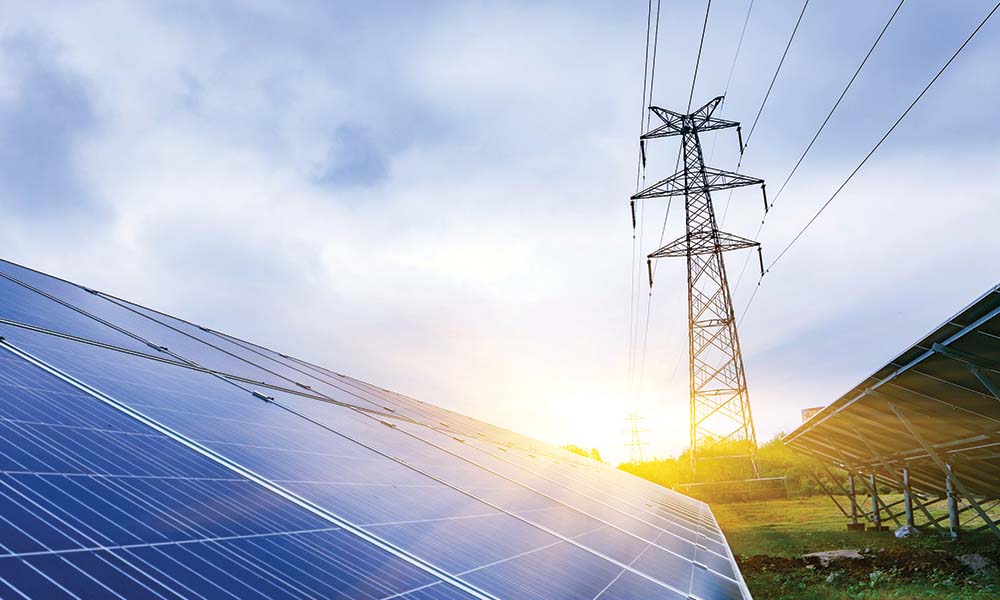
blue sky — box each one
[1,1,998,463]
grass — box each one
[713,495,1000,599]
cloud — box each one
[316,124,388,188]
[0,33,100,218]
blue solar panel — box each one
[0,261,357,398]
[0,260,751,599]
[0,270,145,355]
[0,329,697,599]
[0,348,478,599]
[107,294,458,425]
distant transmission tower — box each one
[632,96,764,477]
[623,412,649,463]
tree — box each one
[617,432,843,498]
[562,445,604,463]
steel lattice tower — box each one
[631,96,765,477]
[623,412,649,464]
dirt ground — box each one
[736,547,1000,598]
[714,496,1000,599]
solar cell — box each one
[0,259,752,599]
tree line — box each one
[566,434,846,498]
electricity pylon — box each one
[631,96,764,477]
[623,412,649,464]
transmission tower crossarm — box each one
[643,96,741,141]
[690,96,724,123]
[642,111,740,139]
[649,230,759,258]
[631,167,762,201]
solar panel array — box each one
[0,259,751,600]
[785,283,1000,500]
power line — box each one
[739,0,1000,324]
[636,0,710,401]
[766,0,999,273]
[729,0,907,295]
[723,0,755,99]
[770,0,906,210]
[706,0,754,165]
[647,0,663,130]
[719,0,807,226]
[687,0,713,112]
[633,0,663,404]
[743,0,810,149]
[627,0,656,394]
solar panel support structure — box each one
[903,468,915,528]
[633,96,764,477]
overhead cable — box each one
[739,0,1000,325]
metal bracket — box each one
[808,469,850,518]
[931,342,1000,400]
[251,390,273,403]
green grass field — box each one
[713,496,1000,599]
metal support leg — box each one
[833,471,865,531]
[870,473,882,531]
[849,474,857,523]
[903,468,915,528]
[947,466,960,539]
[857,472,900,529]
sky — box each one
[1,1,998,465]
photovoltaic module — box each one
[0,258,751,599]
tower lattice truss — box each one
[623,412,649,464]
[632,96,765,476]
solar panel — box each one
[785,283,1000,508]
[0,258,751,599]
[0,347,477,600]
